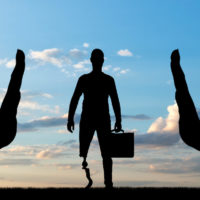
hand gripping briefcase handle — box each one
[111,129,125,133]
[108,129,134,158]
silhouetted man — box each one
[171,49,200,150]
[0,49,25,149]
[67,49,122,188]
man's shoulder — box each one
[102,72,114,81]
[78,73,90,80]
[79,72,115,82]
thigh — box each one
[79,121,95,157]
[96,123,111,158]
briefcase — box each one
[107,129,134,158]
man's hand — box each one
[171,49,180,64]
[16,49,25,63]
[114,121,122,132]
[67,121,74,133]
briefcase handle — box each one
[111,129,124,134]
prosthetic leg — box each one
[82,157,93,189]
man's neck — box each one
[92,69,102,74]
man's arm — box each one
[67,77,83,132]
[110,78,122,131]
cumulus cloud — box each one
[117,49,133,57]
[134,103,180,148]
[19,100,60,114]
[36,146,68,159]
[6,59,16,68]
[28,48,65,67]
[27,47,91,76]
[0,144,72,166]
[69,48,87,59]
[28,47,87,65]
[21,90,53,99]
[7,90,60,117]
[0,46,131,77]
[73,59,90,69]
[0,89,58,116]
[0,58,16,68]
[147,103,179,134]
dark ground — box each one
[0,187,200,199]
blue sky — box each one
[0,0,200,187]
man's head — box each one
[90,49,104,72]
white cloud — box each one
[147,103,179,134]
[0,89,60,115]
[147,117,165,133]
[0,58,16,69]
[28,48,64,67]
[6,59,16,68]
[21,90,53,99]
[103,65,112,71]
[41,93,53,99]
[113,67,130,76]
[117,49,133,57]
[102,65,130,75]
[19,100,60,114]
[119,69,129,74]
[134,103,181,148]
[1,144,43,157]
[83,43,89,48]
[17,113,73,132]
[69,48,87,59]
[36,146,67,159]
[113,67,121,72]
[73,59,90,69]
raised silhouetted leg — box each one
[171,49,200,150]
[0,50,25,149]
